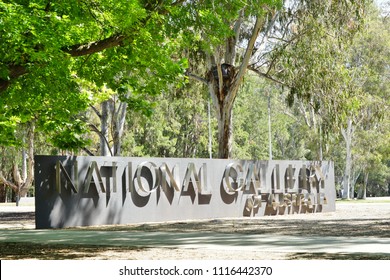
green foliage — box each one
[232,78,271,160]
[0,0,388,197]
[0,0,187,150]
[121,83,212,158]
[233,76,313,160]
[168,0,282,52]
[0,115,19,146]
[346,7,390,195]
[269,0,371,133]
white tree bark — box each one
[100,100,111,156]
[1,123,35,205]
[209,15,266,158]
[112,99,128,156]
[341,118,354,199]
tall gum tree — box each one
[185,0,369,158]
[340,6,390,199]
[185,1,282,158]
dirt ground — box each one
[0,199,389,260]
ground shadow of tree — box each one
[0,242,142,260]
[1,242,389,260]
[288,252,390,260]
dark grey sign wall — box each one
[35,155,336,229]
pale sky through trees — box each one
[375,0,390,12]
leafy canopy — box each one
[0,0,187,148]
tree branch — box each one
[88,123,113,156]
[213,46,224,95]
[63,34,126,57]
[23,122,35,191]
[229,15,265,103]
[225,9,244,65]
[0,173,18,192]
[248,66,288,87]
[0,1,189,93]
[186,70,208,85]
[0,65,29,92]
[82,147,95,156]
[0,34,127,93]
[90,105,102,119]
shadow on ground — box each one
[0,211,35,222]
[1,242,389,260]
[0,242,141,260]
[86,218,390,238]
[1,206,390,260]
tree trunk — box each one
[207,61,237,159]
[187,10,279,158]
[9,122,35,205]
[319,125,323,161]
[206,16,265,159]
[350,169,360,199]
[206,63,235,159]
[22,148,27,182]
[362,171,369,199]
[267,92,273,160]
[100,101,111,156]
[24,122,35,194]
[94,97,128,157]
[112,100,128,156]
[214,97,234,159]
[341,118,354,199]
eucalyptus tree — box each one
[275,3,390,199]
[0,124,34,201]
[184,0,369,158]
[183,0,282,158]
[341,6,390,199]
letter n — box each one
[56,161,78,193]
